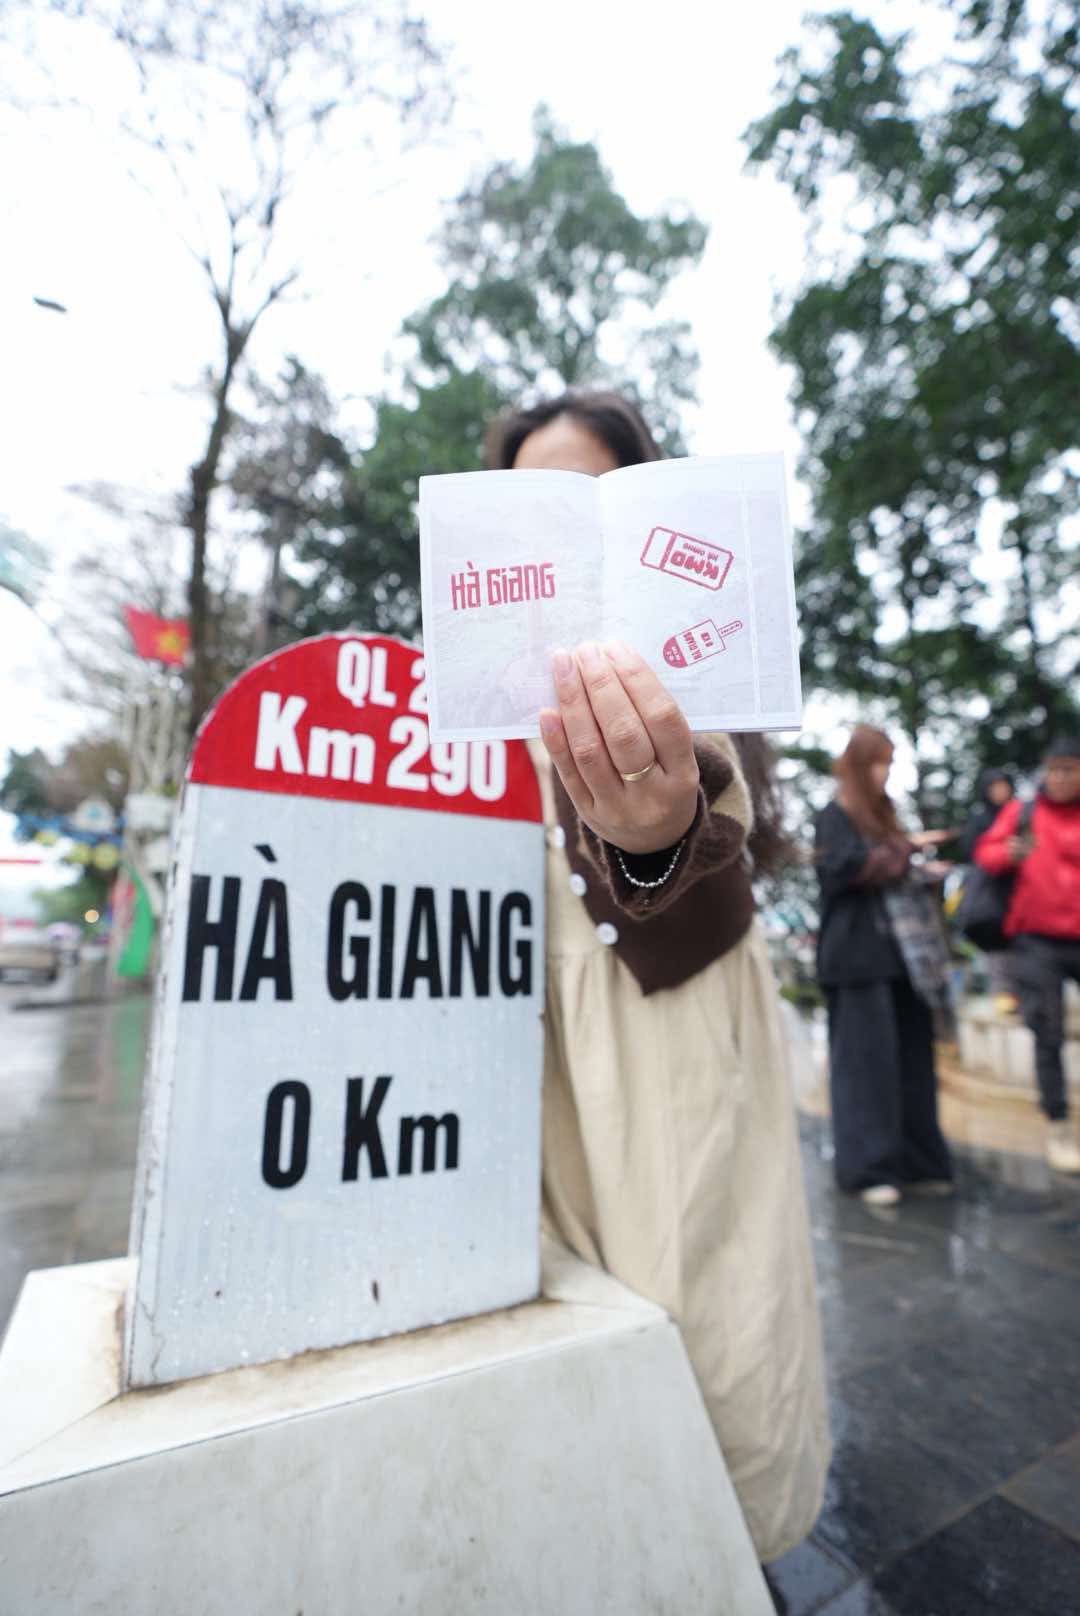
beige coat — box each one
[533,745,831,1562]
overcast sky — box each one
[0,0,941,827]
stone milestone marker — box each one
[125,633,545,1388]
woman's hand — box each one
[538,640,700,855]
[910,829,955,850]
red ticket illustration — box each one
[663,619,743,668]
[640,526,734,591]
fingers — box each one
[542,641,700,855]
[549,648,622,797]
[601,640,695,776]
[574,641,655,777]
[548,640,695,784]
[538,707,594,818]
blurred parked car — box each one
[47,921,81,964]
[0,922,62,983]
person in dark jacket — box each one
[815,725,954,1206]
[957,768,1015,862]
[975,737,1080,1174]
[957,768,1017,1007]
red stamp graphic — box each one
[663,619,743,668]
[640,526,733,591]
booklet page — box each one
[599,454,801,731]
[419,469,600,739]
[419,456,801,740]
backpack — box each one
[954,799,1034,952]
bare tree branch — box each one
[4,0,453,730]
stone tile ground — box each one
[2,978,1079,1613]
[767,1117,1080,1614]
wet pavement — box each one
[2,983,1079,1613]
[769,1118,1080,1614]
[0,958,148,1320]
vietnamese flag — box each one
[124,606,191,667]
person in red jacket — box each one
[975,737,1080,1173]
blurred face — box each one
[512,414,619,476]
[988,778,1013,806]
[1044,757,1080,805]
[870,756,892,792]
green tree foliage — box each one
[39,735,129,814]
[746,0,1079,814]
[293,109,708,640]
[221,361,502,645]
[0,750,51,819]
[226,359,354,651]
[1,748,119,927]
[406,105,707,452]
[292,369,504,641]
[0,737,129,821]
[1,740,124,947]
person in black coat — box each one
[957,768,1015,862]
[814,726,955,1206]
[957,767,1017,1004]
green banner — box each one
[116,861,156,979]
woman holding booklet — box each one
[488,392,830,1568]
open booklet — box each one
[418,454,801,741]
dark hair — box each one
[488,388,792,875]
[1044,736,1080,762]
[834,725,902,841]
[486,389,662,473]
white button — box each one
[569,872,587,897]
[596,922,619,946]
[551,825,566,849]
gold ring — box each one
[620,759,657,783]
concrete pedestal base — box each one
[0,1241,771,1614]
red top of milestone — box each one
[189,634,542,824]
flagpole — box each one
[121,658,140,763]
[150,672,175,792]
[115,606,190,992]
